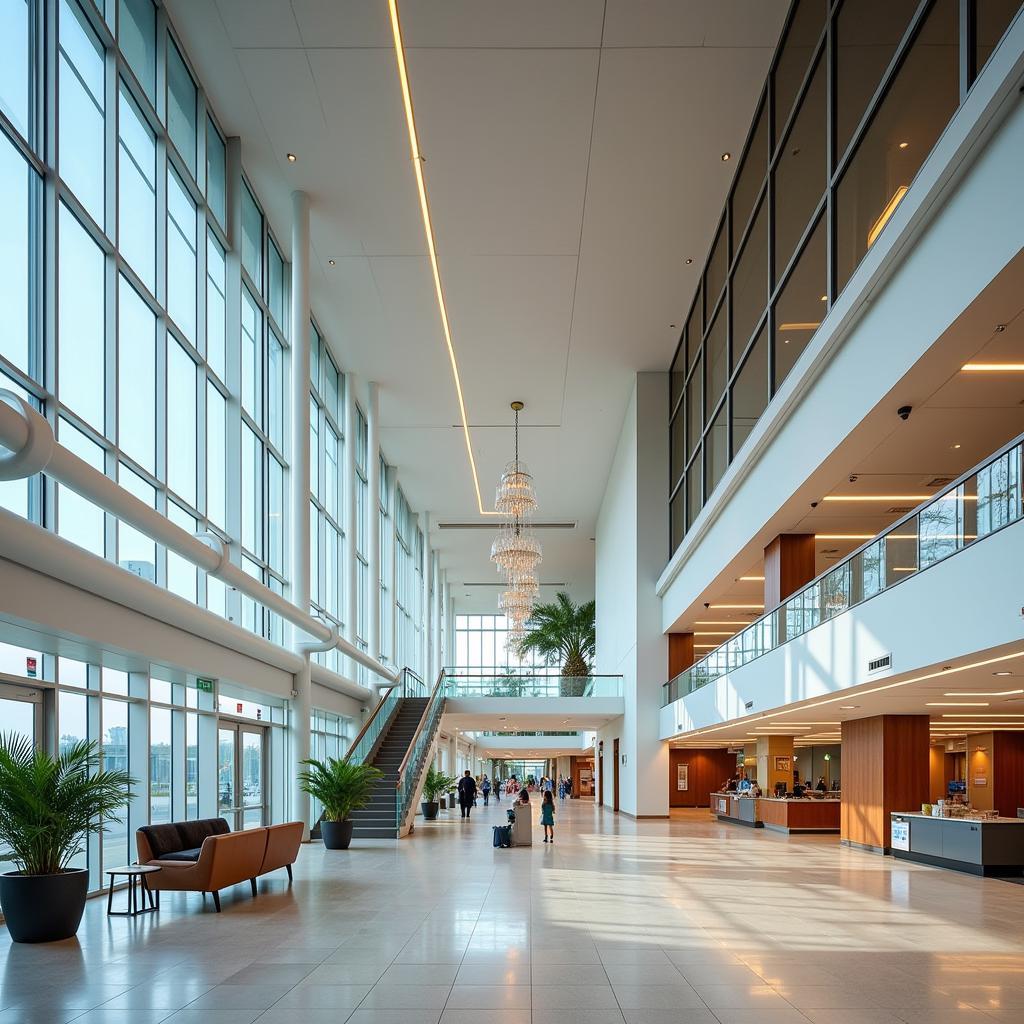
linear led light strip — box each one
[387,0,496,517]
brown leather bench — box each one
[136,818,302,912]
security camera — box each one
[703,602,710,609]
[849,474,858,483]
[810,501,819,508]
[897,405,912,421]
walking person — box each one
[541,789,556,844]
[558,777,566,801]
[458,770,477,820]
[482,775,491,806]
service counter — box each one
[890,811,1024,876]
[759,797,840,834]
[710,792,762,828]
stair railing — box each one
[344,676,403,766]
[394,669,447,836]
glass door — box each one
[217,722,267,830]
[218,726,237,826]
[240,726,265,829]
[0,682,41,743]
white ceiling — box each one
[165,0,789,603]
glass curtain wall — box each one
[668,0,1021,554]
[453,614,559,676]
[394,486,423,676]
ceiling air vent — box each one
[868,653,892,674]
[885,506,913,515]
[925,477,954,488]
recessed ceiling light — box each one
[951,443,961,449]
[820,294,827,302]
[286,152,297,162]
[738,575,765,582]
[840,705,860,710]
[328,259,336,266]
[721,152,731,161]
[685,257,694,264]
[898,141,909,149]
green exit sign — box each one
[196,677,214,693]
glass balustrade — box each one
[442,672,623,698]
[663,436,1024,706]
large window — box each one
[453,614,558,675]
[667,0,1002,555]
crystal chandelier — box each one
[491,401,542,630]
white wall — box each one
[659,29,1024,630]
[661,517,1024,737]
[595,373,669,817]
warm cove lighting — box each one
[867,184,908,246]
[739,575,765,581]
[945,689,1023,697]
[925,702,989,707]
[961,363,1024,371]
[709,603,764,609]
[387,0,494,516]
[822,494,975,503]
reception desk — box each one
[759,797,840,834]
[710,792,762,828]
[890,812,1024,876]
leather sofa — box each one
[136,818,302,912]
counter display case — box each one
[710,792,762,828]
[890,812,1024,876]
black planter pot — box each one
[421,801,439,820]
[321,819,354,849]
[1,869,89,943]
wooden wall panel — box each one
[994,733,1024,818]
[668,633,695,678]
[929,746,946,803]
[668,748,737,807]
[763,534,815,609]
[841,715,929,851]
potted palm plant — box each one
[0,734,135,943]
[299,757,382,849]
[514,592,596,691]
[421,765,455,821]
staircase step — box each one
[351,827,398,839]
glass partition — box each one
[664,434,1024,705]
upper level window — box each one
[167,38,197,175]
[119,0,156,103]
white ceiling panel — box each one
[408,47,600,256]
[603,0,789,48]
[214,0,304,48]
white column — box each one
[343,375,358,650]
[431,554,442,680]
[289,191,312,839]
[387,466,398,670]
[367,382,381,664]
[420,511,431,679]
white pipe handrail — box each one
[0,392,398,685]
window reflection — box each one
[773,0,827,144]
[976,0,1023,75]
[774,215,826,389]
[773,54,825,282]
[706,306,728,415]
[686,364,701,463]
[732,327,768,457]
[835,0,958,292]
[731,98,768,254]
[835,0,919,162]
[730,196,768,358]
[705,404,729,496]
[705,221,728,323]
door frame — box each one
[613,737,620,812]
[217,721,269,830]
[598,740,604,805]
[0,681,44,744]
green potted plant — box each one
[0,734,135,943]
[421,765,455,821]
[298,757,382,849]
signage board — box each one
[196,678,214,693]
[677,764,689,791]
[891,819,910,852]
[26,657,37,678]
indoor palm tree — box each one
[514,592,596,679]
[0,734,135,942]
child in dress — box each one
[541,789,555,843]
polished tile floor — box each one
[3,799,1024,1023]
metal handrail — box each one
[343,683,399,762]
[662,430,1024,707]
[394,669,446,784]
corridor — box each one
[3,800,1024,1023]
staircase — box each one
[348,697,428,839]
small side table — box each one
[106,865,161,917]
